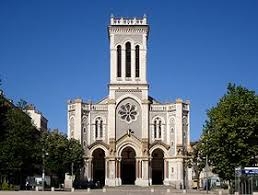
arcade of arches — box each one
[89,146,168,186]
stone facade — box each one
[25,104,48,132]
[67,15,191,188]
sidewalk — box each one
[0,188,221,195]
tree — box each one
[42,129,84,186]
[0,93,8,142]
[201,83,258,188]
[16,99,28,110]
[190,141,206,189]
[0,105,41,185]
[66,138,84,176]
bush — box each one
[1,181,10,190]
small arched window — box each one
[95,117,103,139]
[135,45,140,77]
[154,120,157,139]
[125,42,131,77]
[154,117,162,139]
[182,117,188,145]
[100,120,103,138]
[158,120,162,138]
[117,45,121,77]
[95,120,98,138]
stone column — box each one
[136,160,139,178]
[166,160,169,179]
[164,160,171,185]
[149,159,152,185]
[164,159,167,180]
[90,159,93,181]
[117,158,121,185]
[106,158,116,186]
[135,157,149,186]
[105,158,109,179]
[177,158,184,189]
[176,99,183,146]
[110,41,116,83]
[118,159,121,178]
[107,100,116,141]
[84,159,90,180]
[121,47,125,80]
[141,34,147,83]
[141,159,149,186]
[140,160,143,178]
[131,48,135,79]
[141,100,149,139]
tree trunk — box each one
[197,172,201,189]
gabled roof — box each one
[148,96,161,104]
[95,96,109,104]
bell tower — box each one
[108,15,149,86]
[106,15,150,186]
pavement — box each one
[0,187,225,195]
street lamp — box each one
[71,162,74,188]
[42,149,48,191]
[205,154,209,194]
[205,130,210,194]
[182,147,189,190]
[69,147,75,189]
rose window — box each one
[118,103,138,123]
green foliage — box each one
[0,94,84,186]
[0,95,8,142]
[0,96,41,185]
[189,141,206,189]
[42,129,84,185]
[16,99,28,109]
[1,181,10,190]
[201,83,258,183]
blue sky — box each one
[0,0,257,141]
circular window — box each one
[118,103,138,123]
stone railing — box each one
[111,17,147,25]
[167,105,176,111]
[150,105,166,111]
[91,105,108,111]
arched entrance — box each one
[121,146,136,184]
[151,148,164,185]
[92,148,105,185]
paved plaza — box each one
[0,187,224,195]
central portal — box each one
[121,146,136,184]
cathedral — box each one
[67,15,191,188]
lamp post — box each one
[205,154,209,194]
[205,130,210,194]
[69,146,75,189]
[182,147,188,190]
[71,162,74,188]
[42,150,48,191]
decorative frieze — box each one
[110,16,147,26]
